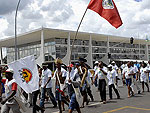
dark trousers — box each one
[32,90,42,113]
[109,84,120,99]
[99,79,106,101]
[87,87,94,101]
[40,88,57,108]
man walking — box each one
[40,64,57,109]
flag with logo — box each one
[8,55,39,93]
[87,0,123,28]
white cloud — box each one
[0,0,150,40]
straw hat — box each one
[54,58,62,64]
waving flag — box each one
[87,0,122,28]
[8,55,39,93]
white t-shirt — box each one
[66,69,76,84]
[140,67,148,81]
[122,66,134,79]
[95,67,107,80]
[147,64,150,76]
[147,64,150,69]
[87,70,92,84]
[107,70,117,85]
[121,64,127,70]
[5,79,18,98]
[41,68,52,88]
[133,65,138,73]
[94,66,98,72]
[112,65,118,71]
[54,67,67,78]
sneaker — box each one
[117,97,120,99]
[103,101,106,104]
[138,91,141,94]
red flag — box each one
[87,0,123,28]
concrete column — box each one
[41,27,45,63]
[85,34,93,68]
[62,32,71,65]
[107,36,110,63]
[35,27,45,66]
[107,36,110,53]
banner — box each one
[8,55,39,93]
[88,0,123,28]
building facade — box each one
[0,28,150,67]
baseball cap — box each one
[67,64,74,68]
[107,64,112,68]
[94,61,99,64]
[111,61,115,64]
[5,68,14,74]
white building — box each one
[0,27,149,67]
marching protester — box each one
[139,62,149,92]
[130,62,141,94]
[53,58,69,113]
[93,61,99,88]
[111,61,119,72]
[122,62,135,98]
[107,65,120,100]
[65,64,81,113]
[0,66,5,101]
[94,61,107,104]
[76,58,93,107]
[40,64,57,109]
[146,60,150,82]
[1,68,21,113]
[120,61,127,85]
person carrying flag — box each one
[76,58,93,108]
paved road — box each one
[1,81,150,113]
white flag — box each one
[8,55,39,93]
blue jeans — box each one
[40,88,57,108]
[69,93,79,110]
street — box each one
[1,82,150,113]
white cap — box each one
[94,61,99,64]
[108,64,112,68]
[5,68,14,74]
[111,61,115,64]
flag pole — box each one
[68,7,88,78]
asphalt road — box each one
[1,81,150,113]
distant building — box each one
[0,27,149,67]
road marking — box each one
[87,102,102,107]
[52,111,59,113]
[103,106,129,113]
[52,111,66,113]
[128,106,150,111]
[103,106,150,113]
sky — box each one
[0,0,150,40]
